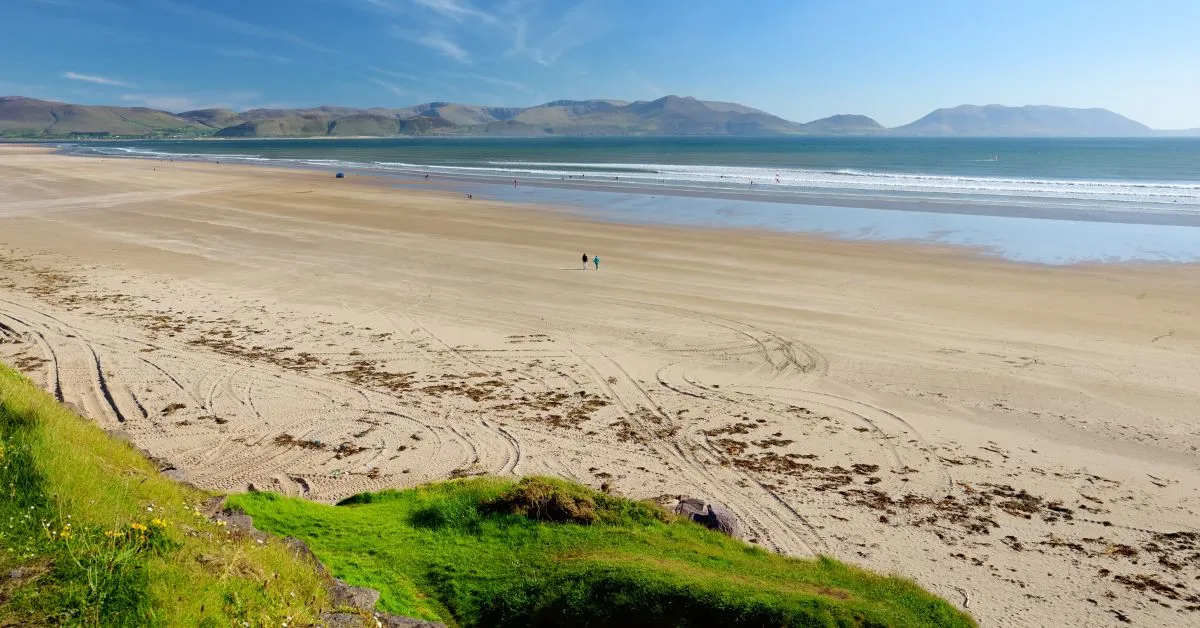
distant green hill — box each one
[176,107,242,129]
[0,95,814,138]
[799,114,885,134]
[214,114,331,137]
[892,104,1152,136]
[0,96,206,137]
[0,95,1175,138]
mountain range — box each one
[0,95,1193,138]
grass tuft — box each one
[232,476,976,628]
[485,476,669,526]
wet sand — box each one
[2,145,1199,626]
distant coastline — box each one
[4,95,1200,139]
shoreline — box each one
[60,141,1200,228]
[45,144,1185,269]
[2,146,1200,626]
[53,142,1200,266]
[16,144,1200,270]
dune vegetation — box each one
[231,476,975,627]
[0,364,330,626]
[0,359,971,627]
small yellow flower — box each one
[130,522,148,532]
[151,518,168,528]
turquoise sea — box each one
[71,137,1200,264]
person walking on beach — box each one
[593,255,600,270]
[582,253,589,270]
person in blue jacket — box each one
[593,255,600,270]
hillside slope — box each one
[0,363,331,625]
[0,95,806,138]
[177,107,243,128]
[0,96,204,137]
[799,114,885,134]
[892,104,1151,136]
[0,359,971,627]
[0,96,1169,138]
[232,476,976,627]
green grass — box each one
[0,358,973,627]
[0,363,331,626]
[231,476,976,627]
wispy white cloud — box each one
[369,65,420,81]
[369,77,409,97]
[532,1,605,66]
[448,72,530,92]
[385,0,603,74]
[64,71,130,87]
[415,32,470,63]
[502,1,606,67]
[629,71,667,99]
[361,0,402,12]
[153,0,341,56]
[412,0,498,24]
[216,48,292,64]
[370,65,461,96]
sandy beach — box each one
[1,145,1198,626]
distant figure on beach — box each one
[582,253,589,269]
[424,174,429,180]
[593,255,600,270]
[514,179,518,188]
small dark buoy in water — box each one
[335,172,345,179]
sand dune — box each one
[2,146,1199,626]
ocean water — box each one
[69,137,1200,264]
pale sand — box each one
[1,145,1199,625]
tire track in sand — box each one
[558,337,823,556]
[0,309,63,401]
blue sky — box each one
[3,0,1199,128]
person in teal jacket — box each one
[593,255,600,270]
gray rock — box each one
[212,508,269,542]
[162,468,188,482]
[321,612,446,627]
[673,497,741,538]
[320,612,364,627]
[330,578,381,611]
[284,536,328,576]
[378,614,446,627]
